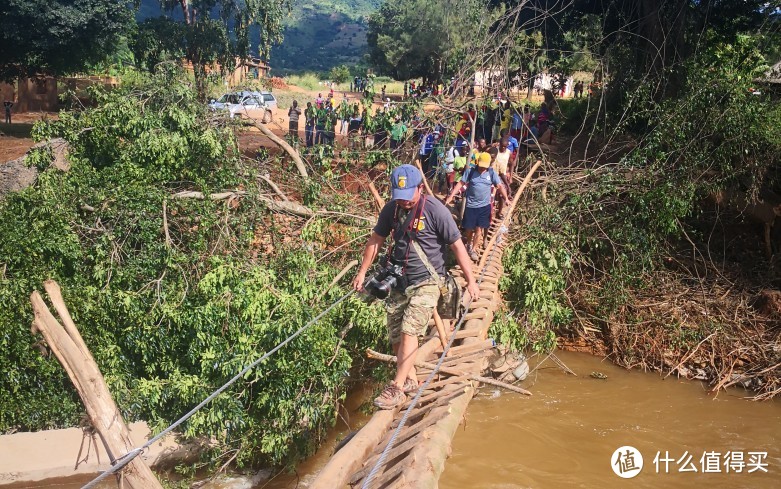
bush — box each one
[0,67,385,468]
[328,65,351,85]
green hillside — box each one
[136,0,378,74]
[272,0,379,73]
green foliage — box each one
[134,0,289,98]
[0,0,134,81]
[0,68,385,468]
[528,33,781,328]
[131,17,187,70]
[329,65,351,85]
[286,72,323,91]
[499,232,572,354]
[488,312,528,355]
[367,0,486,80]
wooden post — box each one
[432,309,449,351]
[253,120,309,179]
[30,280,163,489]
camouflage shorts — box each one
[385,280,441,345]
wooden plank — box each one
[448,339,494,357]
[375,405,452,451]
[350,433,426,485]
[404,377,472,408]
[391,387,471,429]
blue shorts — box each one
[462,204,491,230]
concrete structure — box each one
[0,77,59,113]
[0,422,178,486]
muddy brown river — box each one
[19,351,779,488]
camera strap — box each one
[389,194,428,273]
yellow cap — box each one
[477,152,491,168]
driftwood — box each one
[172,189,372,225]
[308,411,395,489]
[432,309,449,351]
[414,159,435,196]
[326,259,358,293]
[259,195,314,217]
[252,121,309,179]
[30,281,163,489]
[367,349,532,396]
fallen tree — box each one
[0,69,387,471]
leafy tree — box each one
[136,0,289,99]
[0,0,133,81]
[328,64,350,84]
[367,0,484,82]
[565,0,775,100]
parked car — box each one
[259,91,277,109]
[208,91,272,123]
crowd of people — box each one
[285,88,559,264]
[325,90,552,409]
[286,91,554,263]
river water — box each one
[23,351,779,488]
[439,350,780,488]
[264,350,780,488]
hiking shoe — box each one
[373,383,406,410]
[469,249,479,261]
[402,377,419,394]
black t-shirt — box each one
[373,196,461,286]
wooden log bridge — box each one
[311,161,542,489]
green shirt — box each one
[316,108,328,126]
[453,155,467,180]
[390,122,407,141]
[305,106,316,124]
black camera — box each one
[364,258,405,299]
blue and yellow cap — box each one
[390,164,423,201]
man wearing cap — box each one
[353,165,480,410]
[444,152,509,261]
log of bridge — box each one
[366,349,532,396]
[30,281,163,489]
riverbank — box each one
[0,422,177,487]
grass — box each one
[286,73,322,91]
[375,80,405,95]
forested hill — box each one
[137,0,379,73]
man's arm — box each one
[444,181,464,206]
[352,231,386,291]
[450,239,480,301]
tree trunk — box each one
[30,281,163,489]
[253,120,310,179]
[526,73,536,99]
